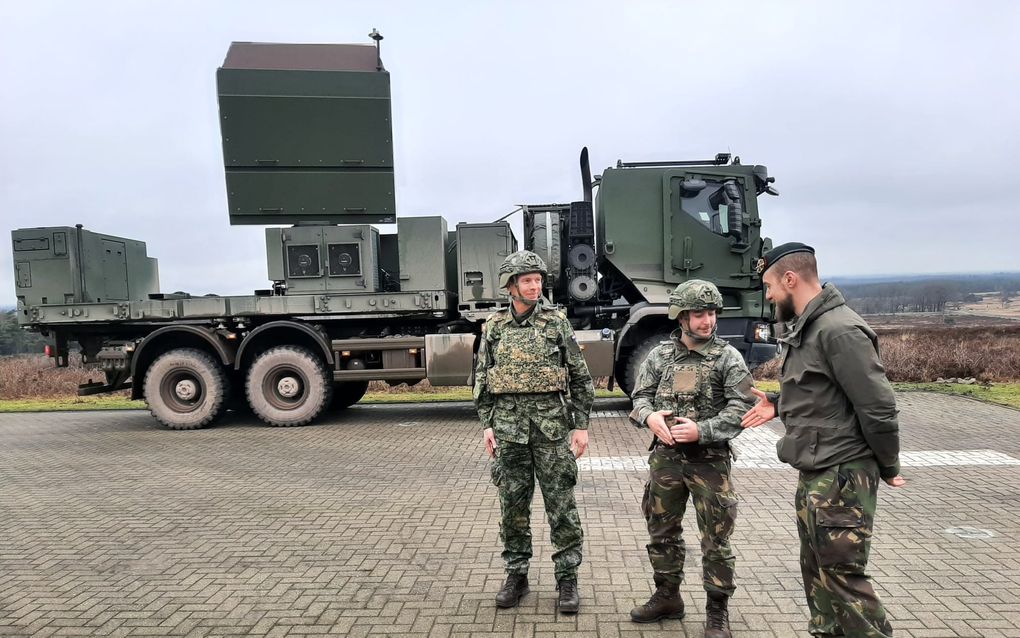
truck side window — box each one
[675,178,744,237]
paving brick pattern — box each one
[0,392,1017,637]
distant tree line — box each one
[0,310,48,355]
[837,274,1020,314]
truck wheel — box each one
[331,381,369,410]
[144,348,229,430]
[246,346,332,426]
[620,331,671,397]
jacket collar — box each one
[500,298,548,326]
[780,283,846,347]
[669,328,716,357]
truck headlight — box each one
[753,322,771,342]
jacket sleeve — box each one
[826,329,901,479]
[697,352,756,444]
[628,346,664,428]
[560,320,595,430]
[472,323,496,429]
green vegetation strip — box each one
[892,382,1020,409]
[1,384,1016,413]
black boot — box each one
[556,578,580,614]
[494,573,529,608]
[704,592,731,638]
[629,581,685,623]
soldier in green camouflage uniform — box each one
[628,280,755,638]
[742,243,903,638]
[474,251,595,614]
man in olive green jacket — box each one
[742,243,904,638]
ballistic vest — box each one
[485,309,568,395]
[653,338,727,421]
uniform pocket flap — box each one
[716,491,739,508]
[816,505,864,528]
[672,366,699,393]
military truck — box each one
[10,35,778,429]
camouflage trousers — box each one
[796,457,892,637]
[641,445,738,595]
[490,424,583,581]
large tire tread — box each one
[621,331,671,397]
[143,348,229,430]
[331,381,369,411]
[246,345,332,427]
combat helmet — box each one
[498,250,548,289]
[667,279,724,320]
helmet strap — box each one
[680,312,716,343]
[681,327,715,343]
[507,274,542,307]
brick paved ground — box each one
[0,392,1017,637]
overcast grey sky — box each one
[2,1,1018,306]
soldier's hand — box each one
[670,417,700,443]
[884,475,906,487]
[647,411,675,446]
[483,428,497,458]
[571,429,589,459]
[741,387,777,428]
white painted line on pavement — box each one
[581,427,1020,470]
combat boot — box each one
[556,578,580,614]
[630,581,685,623]
[494,573,529,608]
[704,592,731,638]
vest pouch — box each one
[672,365,699,393]
[488,365,567,394]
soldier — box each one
[741,242,904,638]
[474,250,595,614]
[628,279,755,638]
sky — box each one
[2,1,1018,306]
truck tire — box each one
[246,345,332,426]
[331,380,369,410]
[144,348,229,430]
[620,331,671,397]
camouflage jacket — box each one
[629,330,755,445]
[473,300,595,444]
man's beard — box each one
[775,296,796,322]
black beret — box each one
[755,242,815,275]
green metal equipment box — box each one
[397,216,451,292]
[456,222,517,310]
[12,226,159,307]
[218,42,395,225]
[266,224,380,294]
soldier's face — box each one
[510,272,543,301]
[682,309,717,337]
[763,270,796,322]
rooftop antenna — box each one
[369,28,384,71]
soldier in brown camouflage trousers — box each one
[742,243,903,637]
[474,251,595,614]
[628,280,755,638]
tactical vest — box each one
[653,338,727,422]
[486,311,568,394]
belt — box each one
[649,437,730,459]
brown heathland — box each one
[755,324,1020,383]
[2,324,1018,400]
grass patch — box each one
[0,387,630,412]
[2,383,1015,413]
[892,382,1020,410]
[751,380,1018,410]
[0,396,146,412]
[362,387,627,403]
[754,380,780,393]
